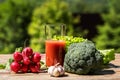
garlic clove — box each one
[52,68,60,77]
[48,66,55,75]
[57,66,65,76]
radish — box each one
[23,57,30,65]
[32,52,41,63]
[22,47,33,57]
[11,47,42,73]
[29,64,39,73]
[13,52,23,62]
[10,61,21,73]
[21,64,28,73]
[36,62,41,71]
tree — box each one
[65,0,109,13]
[28,0,79,53]
[94,0,120,52]
[0,0,43,54]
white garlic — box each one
[52,68,60,77]
[48,66,55,75]
[47,63,65,77]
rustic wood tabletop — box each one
[0,54,120,80]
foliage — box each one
[65,0,109,13]
[0,64,6,69]
[0,0,43,54]
[99,49,115,64]
[94,0,120,52]
[53,36,86,50]
[64,40,103,75]
[28,0,79,53]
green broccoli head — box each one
[64,40,103,75]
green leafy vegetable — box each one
[53,36,86,50]
[40,61,47,70]
[15,47,23,52]
[0,64,6,69]
[5,58,14,70]
[99,49,115,65]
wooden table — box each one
[0,54,120,80]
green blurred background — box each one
[0,0,120,54]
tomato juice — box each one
[45,40,66,67]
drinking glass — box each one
[45,24,66,67]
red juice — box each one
[45,40,66,67]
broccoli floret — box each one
[64,40,103,75]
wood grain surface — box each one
[0,54,120,80]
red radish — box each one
[29,64,39,73]
[10,61,21,73]
[21,64,28,73]
[13,52,23,62]
[36,62,41,71]
[22,47,33,57]
[32,52,41,63]
[11,47,42,73]
[23,57,30,65]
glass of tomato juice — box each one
[45,24,66,67]
[45,40,66,67]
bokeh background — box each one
[0,0,120,54]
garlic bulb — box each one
[48,63,65,77]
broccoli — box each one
[64,40,104,75]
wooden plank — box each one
[0,54,120,80]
